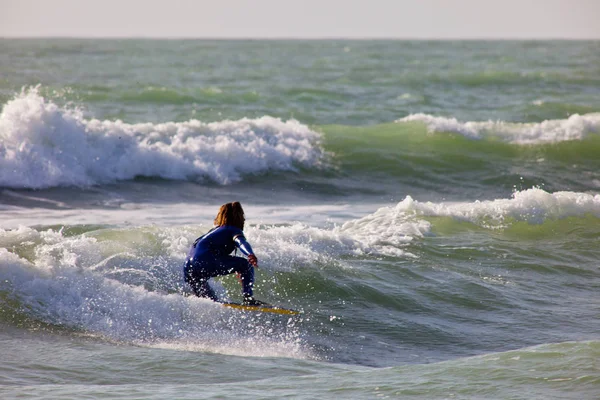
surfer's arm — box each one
[233,234,254,257]
[233,234,258,267]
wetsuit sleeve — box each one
[233,234,254,256]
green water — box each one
[1,39,599,399]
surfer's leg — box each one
[187,255,255,299]
[216,256,255,298]
[215,257,266,305]
[184,260,219,301]
[194,279,218,300]
[237,261,255,298]
[185,274,218,301]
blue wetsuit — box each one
[184,225,255,301]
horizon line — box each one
[2,35,600,41]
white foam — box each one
[7,189,596,269]
[398,113,600,144]
[339,197,428,257]
[344,189,600,242]
[1,220,374,356]
[418,188,600,225]
[4,188,598,268]
[3,188,598,355]
[0,87,326,189]
[250,223,368,270]
[0,242,309,359]
[0,201,365,230]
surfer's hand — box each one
[248,254,258,267]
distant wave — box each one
[4,87,600,191]
[340,188,600,254]
[0,87,326,189]
[398,112,600,144]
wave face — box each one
[0,225,310,359]
[0,88,325,188]
[2,188,599,366]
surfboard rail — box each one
[221,302,300,315]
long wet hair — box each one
[214,201,245,230]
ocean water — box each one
[1,39,600,399]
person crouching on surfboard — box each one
[184,201,265,306]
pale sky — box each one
[1,0,599,39]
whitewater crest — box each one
[340,188,600,246]
[0,87,326,189]
[398,113,600,144]
[407,188,600,226]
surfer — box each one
[184,201,265,306]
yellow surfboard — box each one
[222,302,300,315]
